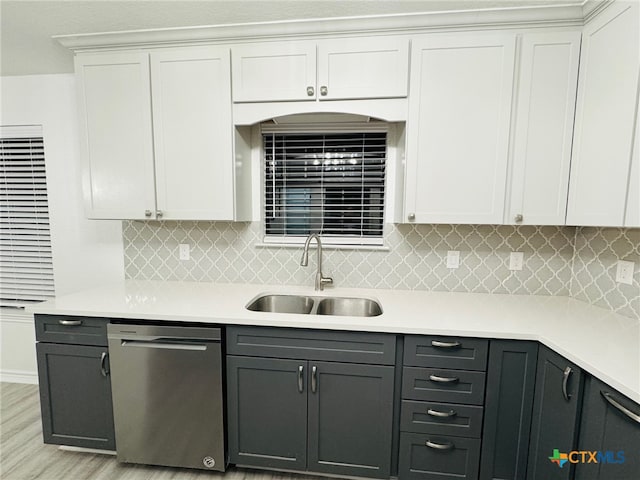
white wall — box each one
[0,74,125,383]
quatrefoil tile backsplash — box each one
[122,222,639,319]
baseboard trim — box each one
[0,370,38,384]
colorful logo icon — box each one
[549,449,569,468]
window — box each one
[0,126,55,307]
[263,130,387,246]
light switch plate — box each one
[179,244,190,261]
[615,260,634,285]
[509,252,524,271]
[447,250,460,269]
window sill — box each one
[254,242,390,252]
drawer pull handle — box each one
[601,391,640,424]
[59,319,83,326]
[427,408,457,418]
[431,340,461,349]
[562,366,572,401]
[425,440,454,450]
[429,374,459,384]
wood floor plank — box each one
[0,383,327,480]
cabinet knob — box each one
[307,86,315,96]
[408,213,415,221]
[144,210,152,217]
[156,210,163,219]
[320,86,328,96]
[514,214,523,223]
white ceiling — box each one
[1,0,585,76]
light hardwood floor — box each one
[1,382,324,480]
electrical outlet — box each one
[615,260,634,285]
[509,252,524,271]
[179,244,190,261]
[446,250,460,269]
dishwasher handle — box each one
[120,340,207,351]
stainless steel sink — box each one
[246,294,315,314]
[315,297,383,317]
[246,294,382,317]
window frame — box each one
[260,122,390,248]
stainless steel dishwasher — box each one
[107,323,225,471]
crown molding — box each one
[54,5,585,51]
[582,0,614,22]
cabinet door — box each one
[36,342,115,450]
[575,376,640,480]
[480,340,538,480]
[317,37,409,100]
[624,117,639,227]
[527,346,583,480]
[150,47,234,220]
[75,52,155,219]
[307,361,394,478]
[508,31,581,225]
[226,356,307,470]
[405,33,516,224]
[567,1,640,226]
[232,41,316,102]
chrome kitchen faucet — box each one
[300,234,333,291]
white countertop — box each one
[29,280,640,403]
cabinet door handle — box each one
[307,86,315,96]
[425,439,454,450]
[156,210,163,219]
[431,340,461,349]
[144,209,152,217]
[320,85,328,96]
[100,352,108,377]
[601,391,640,424]
[427,408,457,418]
[59,319,82,326]
[311,365,318,393]
[298,365,304,393]
[429,374,459,384]
[562,366,572,401]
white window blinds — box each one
[264,131,386,245]
[0,126,55,307]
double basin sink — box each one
[246,294,382,317]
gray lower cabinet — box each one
[574,376,640,480]
[36,342,115,450]
[479,340,538,480]
[399,336,488,480]
[226,326,396,479]
[526,346,583,480]
[226,355,307,470]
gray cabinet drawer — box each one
[400,400,483,438]
[404,335,488,371]
[226,326,396,365]
[402,367,486,405]
[398,432,480,480]
[35,315,109,346]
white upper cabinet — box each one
[150,47,235,220]
[625,117,639,227]
[232,41,317,102]
[76,46,246,221]
[231,37,409,103]
[567,1,640,226]
[404,33,516,224]
[316,37,409,100]
[507,31,581,225]
[76,52,155,220]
